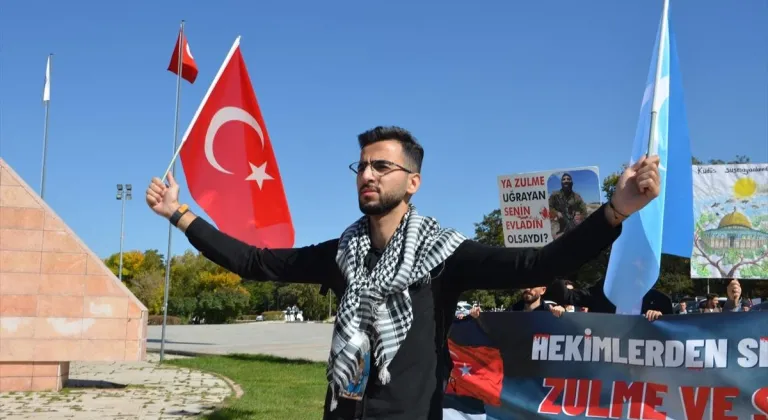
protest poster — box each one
[443,311,768,420]
[691,163,768,279]
[497,167,602,248]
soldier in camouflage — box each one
[549,173,587,239]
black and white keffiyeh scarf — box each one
[328,204,467,410]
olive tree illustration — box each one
[692,211,768,278]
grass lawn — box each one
[165,354,327,420]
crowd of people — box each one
[459,277,761,322]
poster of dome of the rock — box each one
[691,164,768,279]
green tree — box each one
[168,296,197,321]
[196,289,251,324]
[104,250,147,282]
[169,250,219,298]
[139,249,165,273]
[473,209,504,246]
[462,290,497,308]
[127,270,165,314]
[243,282,278,313]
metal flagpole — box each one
[160,20,186,363]
[41,53,52,199]
[646,0,669,156]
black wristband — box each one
[169,205,189,227]
[609,200,628,218]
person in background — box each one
[702,293,722,313]
[469,286,565,319]
[468,286,566,319]
[546,278,670,321]
[723,279,751,312]
[512,286,566,317]
[677,301,688,314]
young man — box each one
[146,126,661,420]
[702,293,722,313]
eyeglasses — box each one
[348,159,414,176]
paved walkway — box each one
[147,322,334,362]
[0,353,234,419]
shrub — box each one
[262,311,285,321]
[196,288,251,324]
[147,315,183,325]
[168,296,197,319]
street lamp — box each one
[116,184,132,281]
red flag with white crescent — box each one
[167,29,198,84]
[178,36,294,248]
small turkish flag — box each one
[167,29,198,84]
[178,37,294,248]
[445,338,504,407]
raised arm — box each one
[145,174,342,287]
[181,215,341,285]
[452,202,623,291]
[451,154,661,292]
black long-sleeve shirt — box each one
[183,203,622,420]
[546,278,674,315]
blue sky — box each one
[1,0,766,260]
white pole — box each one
[160,20,186,363]
[646,0,670,156]
[118,190,127,281]
[40,54,53,199]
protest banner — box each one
[443,311,768,420]
[497,167,601,248]
[691,163,768,279]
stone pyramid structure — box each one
[0,158,148,392]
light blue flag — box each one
[660,21,694,258]
[604,0,693,314]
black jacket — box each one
[546,278,673,315]
[183,204,622,419]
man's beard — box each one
[522,293,538,303]
[561,184,573,193]
[359,190,404,216]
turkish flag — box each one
[178,37,294,248]
[445,338,504,407]
[167,29,198,84]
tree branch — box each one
[693,234,727,277]
[727,248,768,278]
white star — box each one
[459,363,472,376]
[245,161,273,189]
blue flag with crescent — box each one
[604,1,694,315]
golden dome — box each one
[718,209,752,229]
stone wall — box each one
[0,158,148,392]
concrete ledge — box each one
[146,348,211,358]
[0,361,69,392]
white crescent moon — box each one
[186,42,193,59]
[204,106,265,175]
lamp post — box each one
[116,184,132,281]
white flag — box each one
[43,55,51,102]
